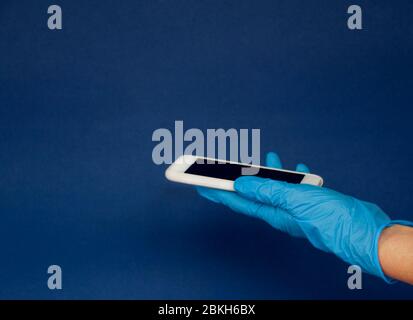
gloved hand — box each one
[197,152,408,281]
[197,152,311,238]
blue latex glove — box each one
[197,152,310,238]
[197,152,410,281]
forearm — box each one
[378,224,413,285]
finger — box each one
[197,187,304,237]
[265,152,282,168]
[295,163,310,173]
[234,176,317,212]
[196,186,224,204]
[197,186,266,217]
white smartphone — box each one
[165,155,323,191]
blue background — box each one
[0,0,412,299]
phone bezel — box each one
[165,155,323,191]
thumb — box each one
[234,176,306,211]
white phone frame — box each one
[165,155,323,191]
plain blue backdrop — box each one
[0,0,412,299]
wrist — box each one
[377,221,413,283]
[379,224,406,263]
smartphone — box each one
[165,155,323,191]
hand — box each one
[197,152,310,238]
[197,152,396,280]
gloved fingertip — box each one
[266,152,282,168]
[296,163,310,173]
[196,186,220,203]
[195,186,208,195]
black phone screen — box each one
[185,160,304,184]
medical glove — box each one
[197,152,412,281]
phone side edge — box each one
[301,173,324,186]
